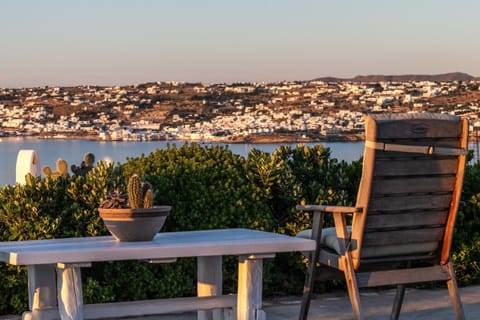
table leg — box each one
[56,264,85,320]
[25,264,57,319]
[237,255,267,320]
[197,256,223,320]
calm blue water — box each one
[0,137,365,186]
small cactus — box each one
[71,152,95,176]
[143,187,153,208]
[57,159,68,175]
[127,174,153,209]
[84,152,95,167]
[42,158,69,179]
[99,191,128,208]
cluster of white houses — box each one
[162,107,365,141]
[1,80,480,141]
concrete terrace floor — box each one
[121,285,480,319]
[1,285,479,320]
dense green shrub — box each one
[0,142,479,315]
[452,161,480,285]
[106,143,276,298]
[123,143,274,232]
[245,145,362,294]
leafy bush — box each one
[452,161,480,284]
[245,145,361,294]
[123,143,274,232]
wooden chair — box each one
[297,113,468,320]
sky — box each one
[1,0,480,88]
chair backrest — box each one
[350,113,468,267]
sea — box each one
[0,137,366,186]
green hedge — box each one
[452,162,480,285]
[0,142,478,314]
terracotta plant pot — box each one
[99,206,171,241]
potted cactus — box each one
[98,174,171,241]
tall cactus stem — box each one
[144,189,153,208]
[127,174,142,208]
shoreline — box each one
[1,132,365,144]
[4,132,479,144]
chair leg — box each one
[446,261,465,320]
[390,284,406,320]
[343,256,364,320]
[391,260,410,320]
[299,210,324,320]
[298,259,316,320]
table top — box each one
[0,228,315,265]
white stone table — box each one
[0,228,315,320]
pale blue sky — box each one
[1,0,479,87]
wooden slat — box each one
[365,211,448,230]
[369,117,463,140]
[376,138,461,146]
[360,254,438,265]
[368,194,452,212]
[296,205,361,213]
[23,295,237,320]
[362,228,444,246]
[356,265,450,288]
[373,140,462,156]
[374,154,459,163]
[373,159,458,176]
[371,176,456,195]
[373,137,461,161]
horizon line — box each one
[2,71,479,89]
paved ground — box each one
[264,285,480,319]
[1,285,479,319]
[126,285,480,320]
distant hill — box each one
[314,72,479,83]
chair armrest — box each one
[296,204,362,214]
[297,205,362,255]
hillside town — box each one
[1,78,480,142]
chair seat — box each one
[297,228,438,258]
[296,227,351,255]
